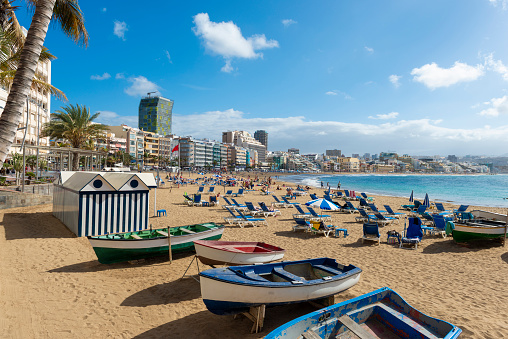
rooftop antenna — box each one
[147,91,156,98]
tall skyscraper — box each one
[138,96,173,135]
[254,130,268,148]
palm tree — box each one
[41,104,107,170]
[0,0,88,165]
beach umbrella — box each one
[423,193,430,207]
[409,190,414,202]
[305,198,340,211]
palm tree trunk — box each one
[0,0,57,165]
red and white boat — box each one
[193,240,285,266]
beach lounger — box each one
[383,205,405,219]
[362,222,381,245]
[258,202,281,216]
[236,210,267,227]
[272,195,293,208]
[293,204,312,219]
[344,201,359,214]
[192,194,202,206]
[372,212,397,226]
[183,194,194,206]
[361,192,374,201]
[453,205,469,219]
[358,197,370,207]
[293,217,311,232]
[309,220,335,237]
[244,202,266,217]
[204,186,215,195]
[429,215,451,238]
[356,208,376,223]
[409,205,427,217]
[196,186,205,194]
[281,196,299,207]
[221,197,235,210]
[223,207,257,226]
[434,202,452,215]
[368,203,387,214]
[232,188,244,197]
[306,207,332,222]
[310,193,319,200]
[224,190,233,197]
[400,217,423,249]
[209,195,219,206]
[231,198,249,212]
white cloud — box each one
[389,74,401,88]
[165,50,172,63]
[102,8,107,12]
[221,59,234,73]
[479,95,508,117]
[484,53,508,80]
[115,73,125,79]
[282,19,297,28]
[173,109,508,154]
[124,76,160,97]
[369,112,399,120]
[114,21,128,41]
[95,111,138,127]
[90,72,111,80]
[364,46,374,53]
[488,0,508,10]
[411,61,484,89]
[325,90,352,99]
[192,13,278,71]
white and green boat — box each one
[452,210,508,243]
[88,223,224,264]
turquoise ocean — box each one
[281,174,508,208]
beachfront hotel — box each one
[138,95,173,136]
[222,130,267,163]
[254,129,268,148]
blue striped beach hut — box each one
[53,172,157,237]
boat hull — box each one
[199,258,362,315]
[88,224,224,264]
[452,223,507,243]
[194,240,285,266]
[265,287,462,339]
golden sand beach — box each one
[0,172,507,338]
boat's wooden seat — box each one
[130,234,142,239]
[338,315,375,339]
[273,266,305,282]
[242,269,270,282]
[302,329,321,339]
[156,230,168,237]
[180,228,196,234]
[312,264,341,276]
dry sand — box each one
[0,172,507,338]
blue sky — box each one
[15,0,508,156]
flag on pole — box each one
[171,144,179,153]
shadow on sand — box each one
[273,230,312,239]
[121,278,201,307]
[502,252,508,265]
[132,303,317,339]
[1,211,75,240]
[48,252,195,273]
[422,239,504,254]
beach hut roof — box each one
[101,172,153,190]
[61,172,115,192]
[135,173,157,188]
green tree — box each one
[26,154,36,170]
[41,104,108,170]
[0,0,88,166]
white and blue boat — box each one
[265,287,462,339]
[199,257,362,315]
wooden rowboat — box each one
[265,287,461,338]
[199,257,361,315]
[193,240,285,266]
[452,210,508,243]
[88,223,224,264]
